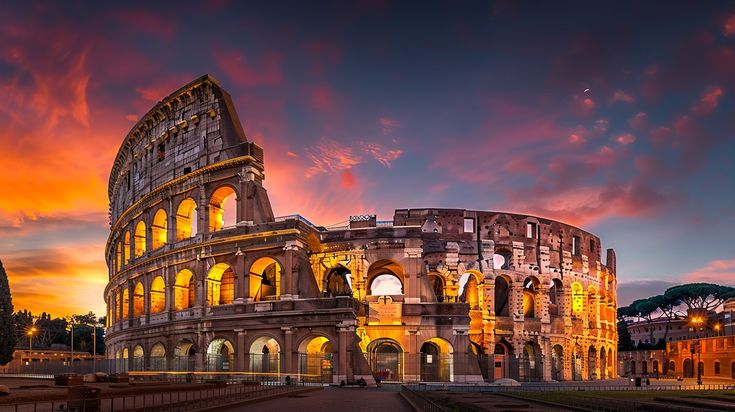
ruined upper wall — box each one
[108,75,263,225]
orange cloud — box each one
[615,133,636,145]
[691,86,724,115]
[681,259,735,284]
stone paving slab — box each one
[221,387,413,412]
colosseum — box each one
[104,75,619,384]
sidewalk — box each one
[221,387,413,412]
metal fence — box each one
[400,385,449,412]
[0,380,319,412]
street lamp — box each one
[690,316,703,385]
[27,326,37,354]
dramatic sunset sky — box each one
[1,1,734,318]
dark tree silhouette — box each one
[0,259,15,365]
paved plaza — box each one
[222,387,413,412]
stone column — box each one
[337,320,356,384]
[283,327,293,374]
[127,282,135,325]
[144,276,151,324]
[234,252,246,302]
[236,329,246,372]
[404,247,423,304]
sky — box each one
[1,0,734,317]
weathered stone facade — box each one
[104,75,618,383]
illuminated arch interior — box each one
[150,343,166,358]
[207,263,234,306]
[133,345,144,358]
[325,266,352,296]
[549,278,563,316]
[367,260,404,296]
[121,288,130,319]
[133,282,144,317]
[459,273,480,309]
[523,276,540,318]
[174,269,195,310]
[175,341,196,357]
[123,231,131,263]
[151,208,167,249]
[116,242,122,271]
[429,274,444,302]
[250,336,280,354]
[209,186,237,232]
[150,276,166,314]
[176,197,198,240]
[208,338,235,356]
[249,257,281,301]
[571,282,584,316]
[134,220,146,258]
[299,336,333,353]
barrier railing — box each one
[404,382,735,392]
[0,380,318,412]
[400,385,449,412]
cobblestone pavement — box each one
[221,387,413,412]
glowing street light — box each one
[27,326,37,360]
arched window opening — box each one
[121,288,130,319]
[174,269,195,310]
[207,263,235,306]
[151,209,167,249]
[588,346,598,380]
[134,221,146,258]
[571,282,584,317]
[209,186,237,232]
[325,266,352,297]
[523,276,540,318]
[123,231,131,263]
[298,336,333,382]
[150,276,166,314]
[367,260,404,296]
[494,276,510,316]
[493,249,512,270]
[173,341,196,371]
[176,198,198,240]
[420,338,453,382]
[459,273,479,309]
[207,338,235,372]
[132,345,144,371]
[551,345,564,381]
[521,342,543,382]
[367,338,403,382]
[150,343,167,370]
[715,361,721,375]
[113,291,120,323]
[249,336,280,373]
[549,278,563,316]
[116,242,122,271]
[370,274,403,295]
[249,257,281,301]
[600,347,608,379]
[493,340,513,381]
[429,274,445,302]
[133,282,144,317]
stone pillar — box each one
[283,327,293,374]
[234,253,246,302]
[165,266,174,313]
[337,320,356,383]
[127,282,135,325]
[283,240,304,299]
[144,276,151,323]
[543,338,552,381]
[404,247,423,304]
[236,329,246,372]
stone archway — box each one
[367,338,403,382]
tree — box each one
[0,259,15,365]
[664,283,735,313]
[617,320,635,351]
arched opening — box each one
[123,231,131,263]
[367,260,404,296]
[369,274,403,296]
[493,340,513,381]
[493,249,512,270]
[134,221,146,258]
[600,347,607,379]
[249,257,281,301]
[458,273,480,309]
[150,343,166,370]
[207,263,235,306]
[607,348,613,379]
[571,282,584,317]
[523,277,540,318]
[150,276,166,314]
[697,361,704,377]
[551,344,564,381]
[669,360,675,375]
[116,242,122,271]
[588,346,598,380]
[653,359,659,376]
[325,266,352,297]
[367,338,403,382]
[121,288,130,319]
[151,209,167,249]
[132,345,144,371]
[572,344,584,381]
[683,358,692,378]
[174,269,195,310]
[173,340,196,371]
[176,197,198,240]
[113,292,120,323]
[133,282,144,317]
[121,347,130,372]
[494,276,510,316]
[298,336,333,383]
[549,279,563,316]
[420,338,453,382]
[521,342,543,382]
[206,338,235,372]
[630,360,637,376]
[641,360,648,375]
[249,336,280,374]
[429,274,445,302]
[209,186,237,232]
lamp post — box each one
[691,316,703,385]
[27,327,36,355]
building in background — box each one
[104,75,618,383]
